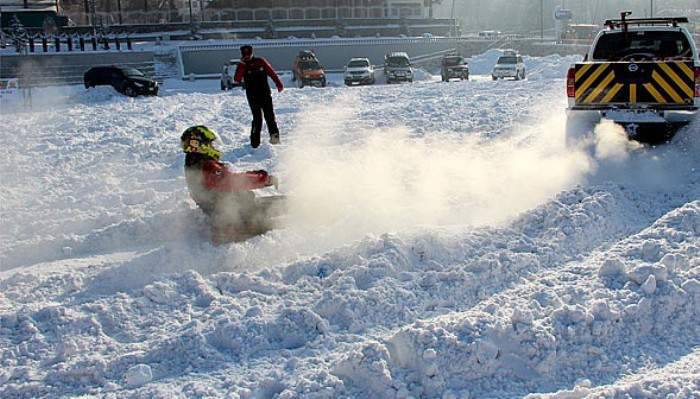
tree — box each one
[10,16,28,54]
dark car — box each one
[441,56,469,82]
[84,66,158,97]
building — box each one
[385,0,424,17]
[0,1,70,28]
[54,0,430,26]
[204,0,427,21]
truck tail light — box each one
[695,67,700,98]
[567,67,576,98]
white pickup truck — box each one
[566,13,699,144]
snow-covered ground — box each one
[1,52,699,398]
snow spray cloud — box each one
[280,95,593,243]
[593,120,643,162]
[586,117,700,190]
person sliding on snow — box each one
[234,44,284,148]
[181,125,280,244]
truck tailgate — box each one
[574,61,695,107]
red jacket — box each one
[185,156,274,214]
[198,159,272,192]
[234,57,283,94]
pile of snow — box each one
[1,51,699,398]
[467,48,505,75]
[468,48,582,80]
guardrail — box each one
[178,37,473,79]
[178,36,469,53]
[410,48,457,67]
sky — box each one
[436,0,700,33]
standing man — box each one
[234,45,284,148]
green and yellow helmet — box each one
[180,125,222,160]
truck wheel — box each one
[321,78,327,88]
[442,75,447,82]
[221,82,226,91]
[492,76,497,81]
[124,86,136,97]
[297,79,304,89]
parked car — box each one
[292,50,327,88]
[221,60,241,90]
[441,55,469,81]
[478,30,501,39]
[384,52,413,84]
[84,66,158,97]
[344,58,375,86]
[491,51,526,80]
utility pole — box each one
[83,0,90,25]
[188,0,193,25]
[117,0,122,24]
[450,0,456,36]
[89,0,96,36]
[649,0,653,17]
[540,0,544,39]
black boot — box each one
[250,128,261,148]
[269,132,280,145]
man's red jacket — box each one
[234,57,283,95]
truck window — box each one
[443,57,463,66]
[497,56,517,64]
[592,31,692,61]
[300,60,321,70]
[387,57,410,67]
[348,60,369,68]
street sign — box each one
[555,8,573,20]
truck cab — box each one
[566,12,700,144]
[384,52,413,84]
[441,55,469,82]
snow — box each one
[1,51,699,398]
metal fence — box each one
[0,51,159,87]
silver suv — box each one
[384,52,413,84]
[492,51,526,80]
[221,60,241,90]
[344,58,375,86]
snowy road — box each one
[0,52,699,398]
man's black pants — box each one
[247,94,279,148]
